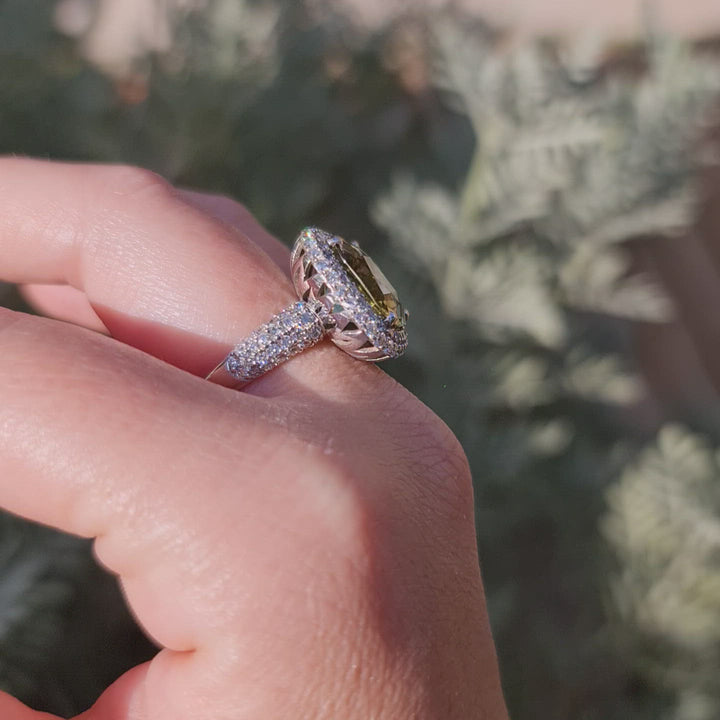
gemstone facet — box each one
[291,227,408,361]
[331,238,405,330]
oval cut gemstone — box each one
[332,238,405,329]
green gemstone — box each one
[332,238,405,329]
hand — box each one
[0,158,507,720]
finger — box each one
[0,158,346,387]
[0,690,60,720]
[175,189,290,271]
[73,664,150,720]
[20,283,108,332]
[0,309,366,720]
[18,190,289,335]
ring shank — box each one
[206,361,250,389]
[206,227,407,390]
[206,301,327,389]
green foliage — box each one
[375,13,720,720]
[0,512,154,716]
[605,425,720,720]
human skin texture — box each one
[0,158,508,720]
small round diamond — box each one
[292,228,408,361]
[210,227,408,387]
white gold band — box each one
[207,227,408,390]
[206,301,329,388]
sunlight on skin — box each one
[0,158,508,720]
[19,188,290,337]
[0,691,61,720]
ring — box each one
[206,227,409,388]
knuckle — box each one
[432,421,473,492]
[273,441,377,575]
[430,425,475,513]
[0,307,25,338]
[222,418,373,563]
[388,393,475,516]
[0,311,57,373]
[214,194,250,216]
[295,445,372,548]
[98,164,174,202]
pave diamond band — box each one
[223,301,328,384]
[207,227,408,389]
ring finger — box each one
[0,157,353,392]
[19,188,293,333]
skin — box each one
[0,158,507,720]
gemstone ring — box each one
[206,227,408,388]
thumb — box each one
[0,665,152,720]
[0,691,61,720]
[71,665,151,720]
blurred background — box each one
[1,0,720,718]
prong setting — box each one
[210,227,409,387]
[291,227,408,361]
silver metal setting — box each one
[207,227,408,389]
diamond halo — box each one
[207,227,408,388]
[291,227,408,361]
